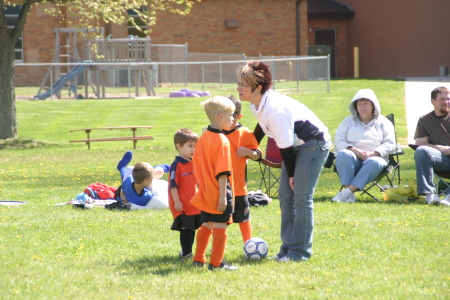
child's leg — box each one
[180,228,194,256]
[239,220,252,243]
[209,224,228,267]
[193,224,213,264]
[117,151,133,181]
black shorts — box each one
[170,214,202,231]
[200,199,233,224]
[232,195,250,223]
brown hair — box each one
[132,162,153,184]
[228,95,241,118]
[237,60,273,94]
[174,128,198,149]
[431,86,449,100]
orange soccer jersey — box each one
[224,124,261,196]
[190,127,234,214]
[168,156,199,218]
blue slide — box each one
[34,61,93,100]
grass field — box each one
[1,79,449,299]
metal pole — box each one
[219,55,222,89]
[202,62,205,92]
[50,67,53,100]
[128,63,131,98]
[327,55,331,93]
[296,59,300,94]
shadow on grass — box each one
[119,254,269,276]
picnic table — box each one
[69,126,154,149]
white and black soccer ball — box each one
[243,237,268,260]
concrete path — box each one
[405,77,450,144]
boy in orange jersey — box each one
[191,96,237,271]
[223,95,262,243]
[169,128,200,259]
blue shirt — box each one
[119,175,153,206]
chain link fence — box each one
[14,56,330,100]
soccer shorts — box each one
[200,199,233,224]
[170,214,202,231]
[232,195,250,223]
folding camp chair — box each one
[408,144,450,196]
[258,137,283,196]
[325,113,404,202]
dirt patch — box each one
[0,138,51,149]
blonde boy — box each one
[191,96,237,270]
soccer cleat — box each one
[192,261,204,268]
[208,261,238,271]
[331,191,349,203]
[426,193,441,205]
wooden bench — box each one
[69,126,154,149]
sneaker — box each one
[345,193,357,203]
[179,252,193,260]
[332,191,349,203]
[426,194,441,205]
[273,254,282,261]
[192,261,204,268]
[277,256,291,263]
[208,261,238,271]
[439,199,450,206]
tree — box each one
[0,0,199,139]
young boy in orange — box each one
[169,128,200,259]
[191,96,237,271]
[223,96,262,243]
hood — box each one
[349,89,381,120]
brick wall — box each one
[148,0,308,56]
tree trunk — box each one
[0,27,18,139]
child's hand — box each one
[174,201,183,212]
[217,196,227,212]
[236,146,251,157]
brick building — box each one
[6,0,450,78]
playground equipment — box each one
[36,28,155,100]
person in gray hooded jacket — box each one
[332,89,395,203]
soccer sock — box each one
[117,151,133,180]
[210,227,227,267]
[180,229,193,256]
[239,220,252,243]
[193,225,212,264]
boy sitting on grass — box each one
[191,96,237,271]
[223,95,262,243]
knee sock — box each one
[180,229,193,256]
[239,220,252,243]
[210,227,227,267]
[193,225,212,264]
[117,151,133,180]
[191,230,196,248]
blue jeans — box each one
[277,139,330,261]
[414,146,450,195]
[335,149,388,190]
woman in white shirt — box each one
[237,60,331,262]
[332,89,395,203]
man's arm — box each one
[415,136,450,156]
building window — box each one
[4,4,23,61]
[127,7,148,37]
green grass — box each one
[1,79,449,299]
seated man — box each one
[413,86,450,206]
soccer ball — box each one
[243,237,268,260]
